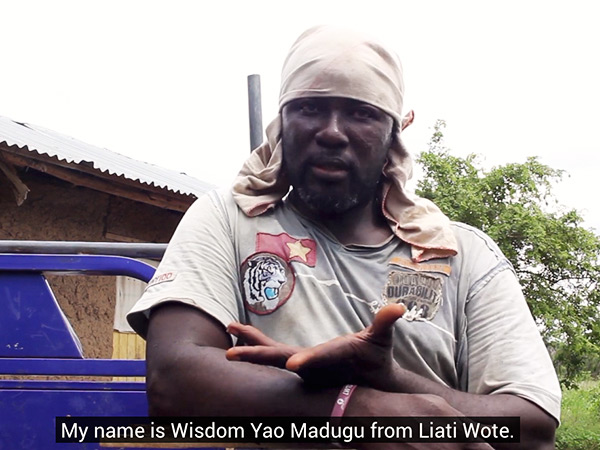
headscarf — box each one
[232,25,457,262]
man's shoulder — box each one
[186,188,238,216]
[185,189,302,239]
[193,189,293,216]
[193,187,233,205]
[449,221,508,263]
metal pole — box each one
[0,240,167,260]
[247,74,263,152]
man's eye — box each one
[352,107,377,120]
[298,102,320,114]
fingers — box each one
[285,348,319,372]
[226,322,302,368]
[286,335,352,372]
[286,304,405,373]
[226,306,405,377]
[226,345,293,368]
[371,303,406,335]
[226,322,279,346]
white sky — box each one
[2,0,599,231]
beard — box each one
[293,185,361,215]
[288,167,383,217]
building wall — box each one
[0,170,183,358]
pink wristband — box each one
[330,384,357,417]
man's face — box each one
[281,97,394,217]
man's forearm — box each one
[146,304,497,449]
[146,303,341,417]
[147,341,464,418]
[147,343,340,417]
[145,304,466,418]
[373,364,556,450]
[222,310,556,449]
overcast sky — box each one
[2,0,599,231]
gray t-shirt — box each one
[127,189,561,422]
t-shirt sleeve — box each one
[127,190,242,338]
[465,262,562,423]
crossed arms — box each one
[145,302,557,450]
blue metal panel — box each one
[0,252,205,449]
[0,254,156,282]
[0,390,220,449]
[0,254,155,358]
[0,358,146,376]
[0,389,148,449]
[0,380,146,391]
[0,272,83,358]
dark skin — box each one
[226,303,410,388]
[146,97,557,449]
[281,97,394,245]
[227,304,558,450]
[148,303,493,450]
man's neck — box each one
[291,195,392,246]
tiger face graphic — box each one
[241,253,294,314]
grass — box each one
[556,378,600,449]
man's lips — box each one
[308,159,350,181]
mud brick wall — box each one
[0,170,182,358]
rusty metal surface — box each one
[0,115,214,196]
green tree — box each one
[416,120,600,387]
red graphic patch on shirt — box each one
[256,233,317,267]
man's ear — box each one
[401,110,415,131]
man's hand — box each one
[287,303,406,387]
[225,322,302,368]
[226,303,406,388]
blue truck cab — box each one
[0,242,212,449]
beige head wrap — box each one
[232,25,457,262]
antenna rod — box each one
[247,74,263,152]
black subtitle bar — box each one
[56,416,520,444]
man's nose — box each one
[315,111,349,148]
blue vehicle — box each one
[0,241,218,449]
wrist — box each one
[342,386,380,417]
[331,384,357,418]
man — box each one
[128,25,560,449]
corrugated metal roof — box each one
[0,115,215,197]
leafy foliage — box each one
[416,120,600,386]
[556,378,600,449]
